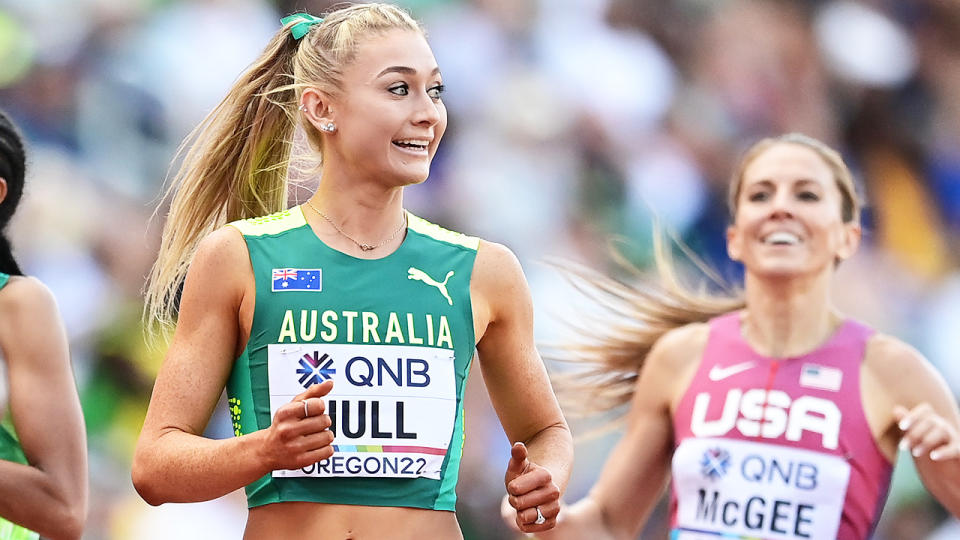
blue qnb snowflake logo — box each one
[297,351,335,388]
[700,447,731,480]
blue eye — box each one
[428,84,445,100]
[389,84,409,96]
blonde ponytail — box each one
[144,3,424,337]
[144,30,300,337]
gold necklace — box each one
[305,200,407,251]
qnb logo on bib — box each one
[297,352,336,387]
[268,344,457,480]
[690,388,841,450]
[673,438,851,540]
[700,447,731,480]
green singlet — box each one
[226,207,480,511]
[0,273,40,540]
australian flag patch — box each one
[271,268,322,292]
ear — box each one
[726,223,743,262]
[835,222,861,262]
[0,178,7,206]
[300,87,337,134]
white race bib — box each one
[672,438,851,539]
[268,343,457,480]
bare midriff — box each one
[243,502,463,540]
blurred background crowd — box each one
[1,0,959,538]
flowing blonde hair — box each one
[144,3,423,337]
[554,133,862,419]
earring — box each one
[322,122,336,133]
[299,104,307,112]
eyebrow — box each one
[746,178,823,189]
[375,66,441,78]
[793,178,823,188]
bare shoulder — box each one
[865,332,943,403]
[647,322,711,374]
[473,239,523,285]
[0,274,55,307]
[194,225,250,267]
[864,333,928,375]
[180,225,252,309]
[471,240,528,322]
[0,275,59,324]
[637,322,711,412]
[186,226,252,288]
[0,276,66,361]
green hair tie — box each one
[281,12,324,40]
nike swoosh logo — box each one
[708,361,756,381]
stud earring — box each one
[299,104,307,112]
[322,122,336,133]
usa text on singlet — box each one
[669,313,892,540]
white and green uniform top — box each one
[0,273,40,540]
[227,207,479,511]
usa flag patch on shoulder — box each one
[272,268,322,292]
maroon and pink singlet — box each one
[669,313,893,540]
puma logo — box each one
[408,267,454,305]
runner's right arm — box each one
[532,324,707,540]
[132,227,334,504]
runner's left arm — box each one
[878,337,960,516]
[472,240,573,535]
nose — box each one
[768,190,795,219]
[412,91,442,127]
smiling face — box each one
[726,142,861,278]
[320,29,446,187]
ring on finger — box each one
[534,506,545,525]
[304,400,310,418]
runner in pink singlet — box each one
[501,133,960,540]
[670,313,890,539]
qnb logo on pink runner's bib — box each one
[672,438,851,540]
[690,389,841,450]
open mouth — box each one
[762,231,801,245]
[392,139,429,153]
